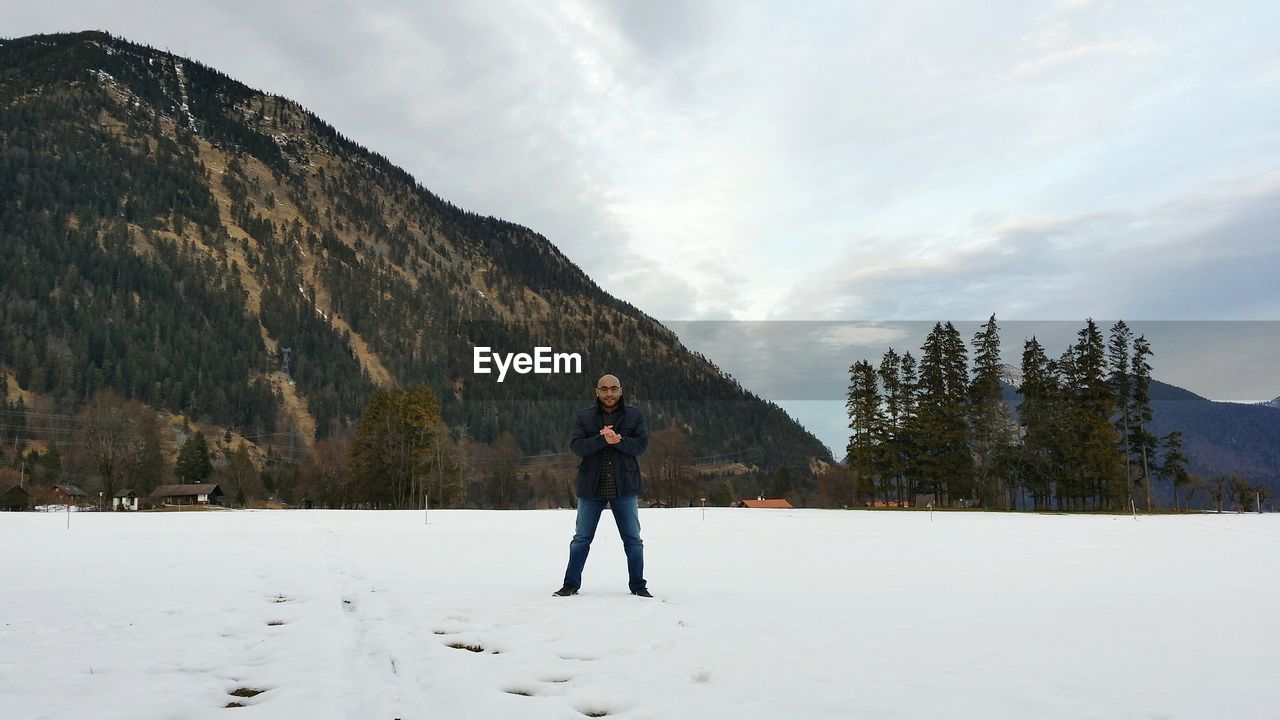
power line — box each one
[0,408,76,420]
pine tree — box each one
[969,315,1015,509]
[2,397,27,448]
[1157,430,1190,512]
[1018,338,1057,510]
[1129,335,1156,511]
[348,385,446,509]
[898,351,920,504]
[1069,320,1123,510]
[1108,321,1134,509]
[1051,349,1083,509]
[40,445,63,485]
[135,410,167,494]
[846,359,882,505]
[175,431,213,485]
[917,323,971,506]
[943,322,974,504]
[877,348,906,504]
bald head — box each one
[595,374,622,410]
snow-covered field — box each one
[2,508,1277,720]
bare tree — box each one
[298,435,352,508]
[1228,475,1254,512]
[815,464,854,508]
[1208,474,1229,513]
[482,433,526,509]
[647,426,694,506]
[219,441,261,507]
[76,389,149,508]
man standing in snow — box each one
[554,374,652,598]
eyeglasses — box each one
[596,385,621,392]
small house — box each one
[149,483,225,506]
[53,483,89,506]
[112,489,139,511]
[1,484,31,511]
[736,498,794,509]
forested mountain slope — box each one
[0,31,829,467]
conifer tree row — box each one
[845,316,1180,511]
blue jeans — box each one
[563,495,646,592]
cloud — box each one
[1013,1,1159,79]
[776,177,1280,322]
[12,0,1277,328]
[606,254,705,320]
[1013,40,1157,79]
[818,324,912,350]
[5,0,1279,424]
[596,0,726,68]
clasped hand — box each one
[599,425,622,445]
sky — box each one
[4,1,1279,454]
[5,509,1280,719]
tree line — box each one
[837,316,1269,512]
[3,380,819,511]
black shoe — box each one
[631,588,653,598]
[553,585,578,597]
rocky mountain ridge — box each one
[0,31,831,468]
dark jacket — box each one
[570,399,650,499]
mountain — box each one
[1004,378,1280,500]
[1260,396,1280,410]
[1146,384,1280,493]
[0,31,830,468]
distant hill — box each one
[1147,388,1280,492]
[1004,379,1280,500]
[1149,381,1213,404]
[0,31,830,468]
